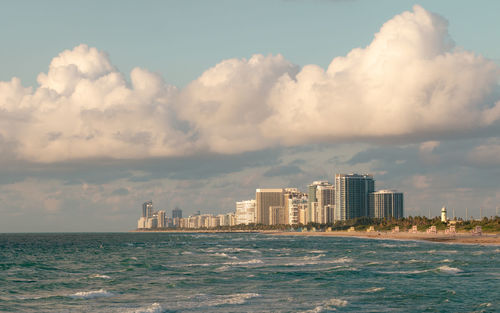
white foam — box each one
[224,259,263,266]
[437,266,462,274]
[302,298,348,312]
[362,287,385,293]
[212,293,260,306]
[213,252,238,259]
[90,274,111,279]
[285,256,352,267]
[378,269,430,274]
[125,303,163,313]
[304,254,325,260]
[440,259,452,263]
[69,289,114,299]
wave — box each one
[224,259,263,266]
[90,274,111,279]
[69,289,114,299]
[304,254,325,260]
[213,252,238,259]
[437,266,462,274]
[208,293,260,306]
[285,256,352,267]
[362,287,385,293]
[377,269,430,274]
[125,303,163,313]
[188,293,260,308]
[302,298,348,313]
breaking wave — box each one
[69,289,114,299]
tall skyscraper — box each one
[335,174,374,221]
[369,190,404,218]
[316,184,334,223]
[256,189,284,225]
[307,181,330,223]
[142,201,153,218]
[172,207,182,219]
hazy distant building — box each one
[142,201,153,218]
[157,210,166,228]
[172,207,182,219]
[256,189,284,225]
[307,181,331,223]
[316,184,334,224]
[236,200,256,225]
[284,190,307,225]
[369,190,404,219]
[335,174,374,221]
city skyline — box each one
[0,1,499,232]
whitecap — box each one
[125,303,163,313]
[437,266,462,274]
[377,269,430,274]
[362,287,385,293]
[224,259,263,266]
[90,274,111,279]
[440,259,452,263]
[69,289,114,299]
[302,298,348,312]
[208,293,260,306]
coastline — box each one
[132,229,500,245]
[269,230,500,245]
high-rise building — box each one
[236,200,256,225]
[316,184,334,223]
[369,190,404,219]
[335,174,374,221]
[256,189,284,225]
[142,201,153,218]
[157,210,166,228]
[307,181,330,223]
[172,207,182,219]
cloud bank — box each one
[1,5,499,162]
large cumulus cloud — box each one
[1,5,499,162]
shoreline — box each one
[269,231,500,246]
[131,229,500,245]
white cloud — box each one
[0,5,499,163]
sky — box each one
[0,0,499,232]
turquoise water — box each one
[0,233,498,312]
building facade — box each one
[236,200,256,225]
[256,189,284,225]
[335,174,375,221]
[369,190,404,219]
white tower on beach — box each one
[441,206,447,222]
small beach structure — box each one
[392,226,400,233]
[471,226,482,236]
[366,226,375,232]
[426,225,437,234]
[445,225,456,235]
[410,225,418,233]
[347,226,356,232]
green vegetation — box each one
[143,216,500,233]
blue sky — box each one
[0,1,499,231]
[2,0,499,87]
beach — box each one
[270,230,500,245]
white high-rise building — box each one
[236,200,256,225]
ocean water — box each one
[0,233,498,313]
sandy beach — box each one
[269,230,500,245]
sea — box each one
[0,233,498,313]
